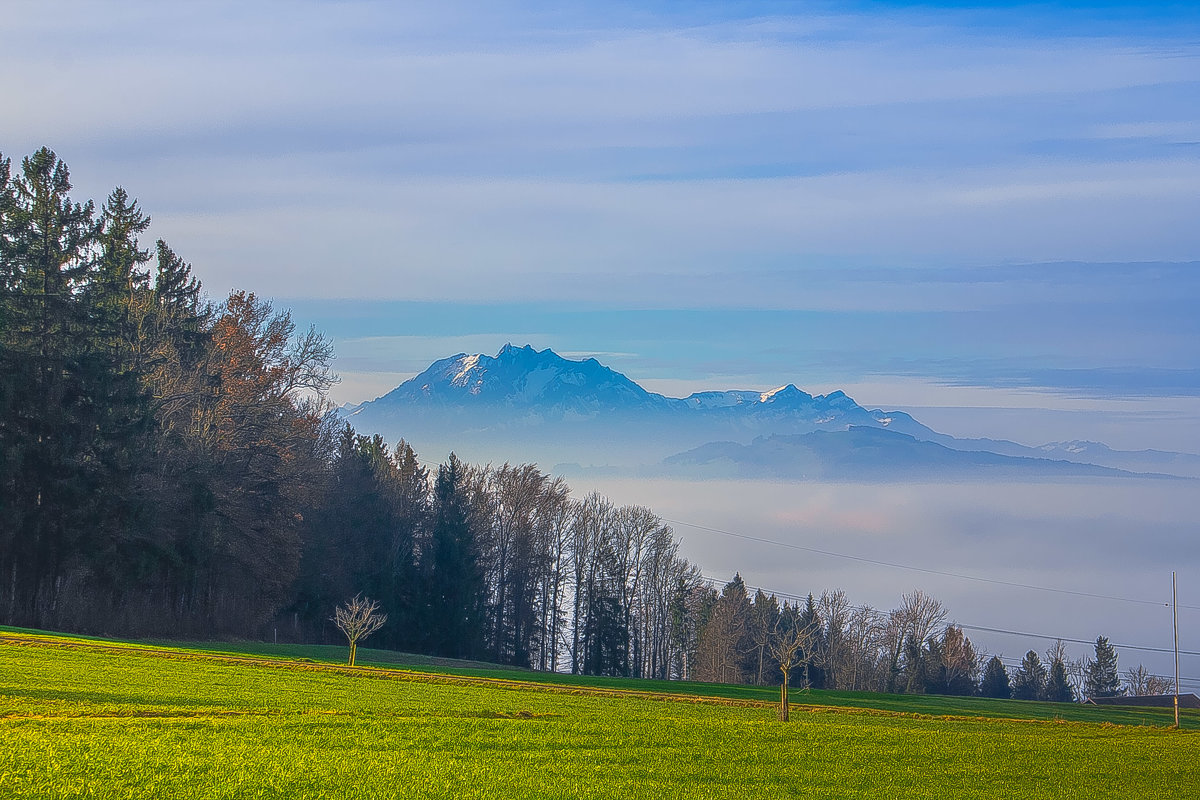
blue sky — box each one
[6,0,1200,672]
[4,0,1199,449]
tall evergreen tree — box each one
[797,593,825,689]
[0,154,17,610]
[582,586,628,677]
[0,147,105,626]
[77,187,158,597]
[296,428,425,648]
[694,574,751,683]
[901,635,929,694]
[1012,650,1048,700]
[424,454,486,659]
[745,589,781,685]
[1045,656,1075,702]
[1084,636,1123,698]
[979,655,1011,699]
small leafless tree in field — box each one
[333,594,387,666]
[768,610,820,722]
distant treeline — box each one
[0,149,1162,696]
[693,579,1140,701]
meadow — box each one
[1,629,1195,799]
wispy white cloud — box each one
[139,156,1200,302]
[5,0,1198,305]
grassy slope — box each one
[128,633,1195,729]
[1,629,1196,799]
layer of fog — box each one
[572,476,1199,687]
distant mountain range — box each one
[662,427,1171,481]
[343,344,1199,481]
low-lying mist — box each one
[573,475,1199,684]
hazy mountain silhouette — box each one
[344,345,1193,480]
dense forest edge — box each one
[0,148,1170,703]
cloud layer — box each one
[5,1,1198,301]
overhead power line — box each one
[697,574,1200,661]
[988,655,1200,692]
[957,623,1200,658]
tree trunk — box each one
[778,666,790,721]
[7,562,15,623]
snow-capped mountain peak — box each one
[359,344,663,417]
[350,345,922,436]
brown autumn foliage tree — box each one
[0,148,342,635]
[199,291,336,623]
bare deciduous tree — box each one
[818,590,851,689]
[898,589,948,648]
[333,594,387,666]
[939,625,981,693]
[1125,664,1174,696]
[1147,674,1175,696]
[769,607,820,721]
[841,604,885,691]
[1065,655,1089,701]
[696,584,748,684]
[893,589,948,692]
[1045,639,1070,668]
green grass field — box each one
[1,629,1195,798]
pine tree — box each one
[746,589,780,685]
[425,454,486,659]
[0,147,103,625]
[1045,657,1075,702]
[980,655,1011,699]
[694,575,751,683]
[1012,650,1048,700]
[1,148,339,638]
[797,593,825,689]
[582,588,628,677]
[78,187,157,595]
[1084,636,1123,698]
[0,154,18,617]
[917,636,941,695]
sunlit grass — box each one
[1,629,1194,799]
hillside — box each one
[1,629,1193,799]
[661,427,1152,481]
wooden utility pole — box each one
[1173,571,1179,728]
